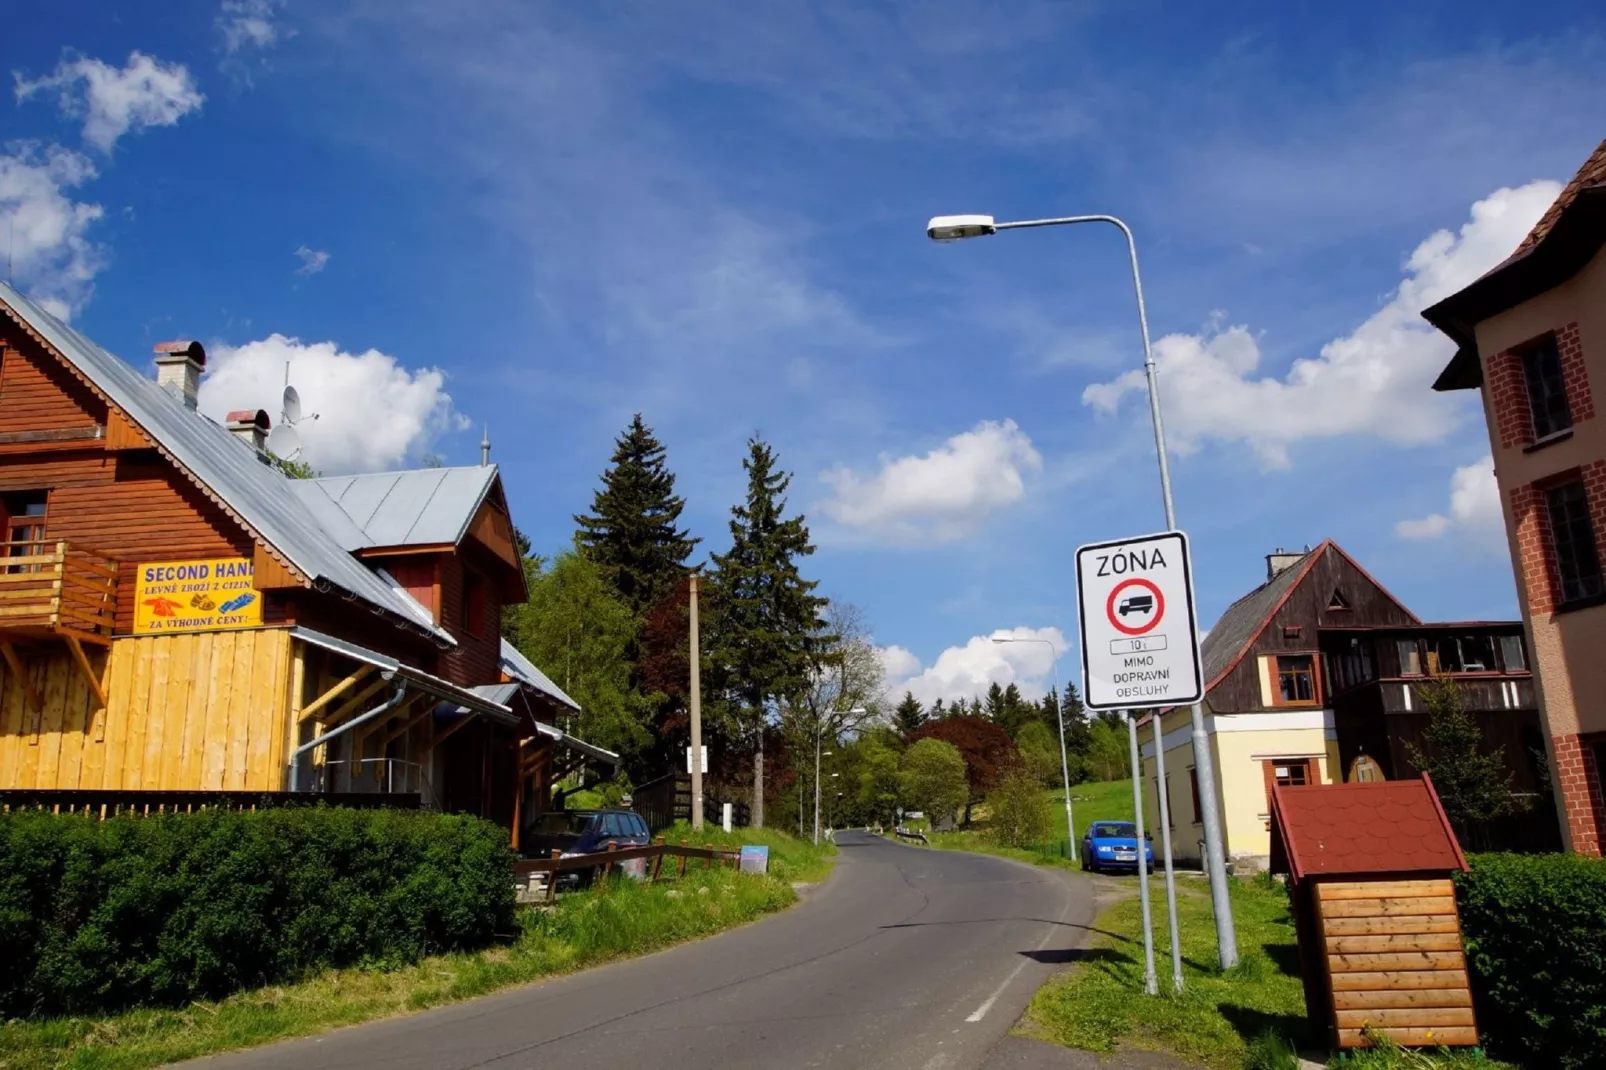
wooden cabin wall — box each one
[0,341,102,434]
[0,628,293,791]
[1211,548,1420,713]
[438,548,501,687]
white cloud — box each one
[294,245,330,275]
[218,0,285,55]
[15,52,204,153]
[199,334,470,474]
[1397,455,1503,544]
[881,626,1069,707]
[819,419,1042,543]
[1082,181,1563,469]
[0,143,105,318]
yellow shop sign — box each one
[133,557,263,634]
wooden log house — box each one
[1269,775,1478,1050]
[0,281,615,836]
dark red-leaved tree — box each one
[911,715,1020,824]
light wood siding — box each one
[1315,879,1478,1049]
[0,628,293,791]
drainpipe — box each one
[289,675,409,792]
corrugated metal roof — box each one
[0,281,449,642]
[499,638,581,711]
[295,467,497,549]
[291,627,514,724]
[1200,548,1316,689]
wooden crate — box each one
[1314,878,1477,1048]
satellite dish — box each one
[282,385,302,426]
[266,422,302,461]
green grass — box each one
[657,821,838,884]
[0,835,828,1070]
[917,778,1139,866]
[1023,874,1513,1070]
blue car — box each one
[1081,820,1154,874]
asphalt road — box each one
[187,832,1096,1070]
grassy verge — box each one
[1024,875,1512,1070]
[1,837,826,1070]
[657,821,837,884]
[918,778,1138,866]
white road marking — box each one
[964,876,1076,1024]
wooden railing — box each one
[512,837,743,905]
[0,540,118,641]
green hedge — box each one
[1456,852,1606,1068]
[0,807,515,1018]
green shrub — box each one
[989,768,1051,848]
[1455,852,1606,1068]
[0,807,515,1018]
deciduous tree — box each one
[900,739,968,826]
[911,715,1018,823]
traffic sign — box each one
[1075,530,1203,710]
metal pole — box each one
[1051,653,1076,861]
[992,214,1238,968]
[1151,712,1183,992]
[813,721,822,845]
[1126,710,1157,995]
[689,572,704,830]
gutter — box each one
[289,676,409,791]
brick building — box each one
[1424,136,1606,854]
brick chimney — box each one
[153,340,206,411]
[1266,547,1306,581]
[224,409,271,454]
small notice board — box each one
[133,557,263,634]
[1075,530,1203,711]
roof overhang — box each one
[291,626,517,726]
[1425,184,1606,391]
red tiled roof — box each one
[1510,136,1606,258]
[1269,775,1467,882]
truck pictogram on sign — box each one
[1105,577,1164,636]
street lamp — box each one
[816,710,864,845]
[992,635,1075,861]
[934,212,1238,967]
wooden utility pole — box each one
[689,572,704,830]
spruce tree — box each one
[1406,680,1521,833]
[574,414,699,618]
[894,691,926,738]
[984,682,1007,721]
[708,436,827,827]
[929,697,947,721]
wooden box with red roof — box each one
[1269,773,1477,1050]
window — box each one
[1396,639,1422,676]
[1274,654,1318,705]
[1327,588,1352,611]
[1283,625,1303,640]
[1262,758,1313,810]
[2,492,48,572]
[1331,637,1375,692]
[1434,634,1497,674]
[1188,767,1201,825]
[1547,481,1604,605]
[1499,635,1527,672]
[1522,336,1572,440]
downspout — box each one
[290,675,409,792]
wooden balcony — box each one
[0,540,118,645]
[1379,675,1536,714]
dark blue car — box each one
[1081,820,1154,874]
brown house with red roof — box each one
[1140,541,1543,870]
[1424,135,1606,856]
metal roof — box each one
[295,466,498,550]
[499,638,581,711]
[291,627,515,725]
[1200,548,1316,689]
[0,281,450,642]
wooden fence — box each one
[512,837,744,906]
[0,788,422,818]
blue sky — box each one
[5,1,1605,704]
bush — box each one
[989,768,1051,848]
[0,806,515,1018]
[1455,852,1606,1068]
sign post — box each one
[1077,530,1203,994]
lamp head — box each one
[849,705,868,715]
[927,214,997,242]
